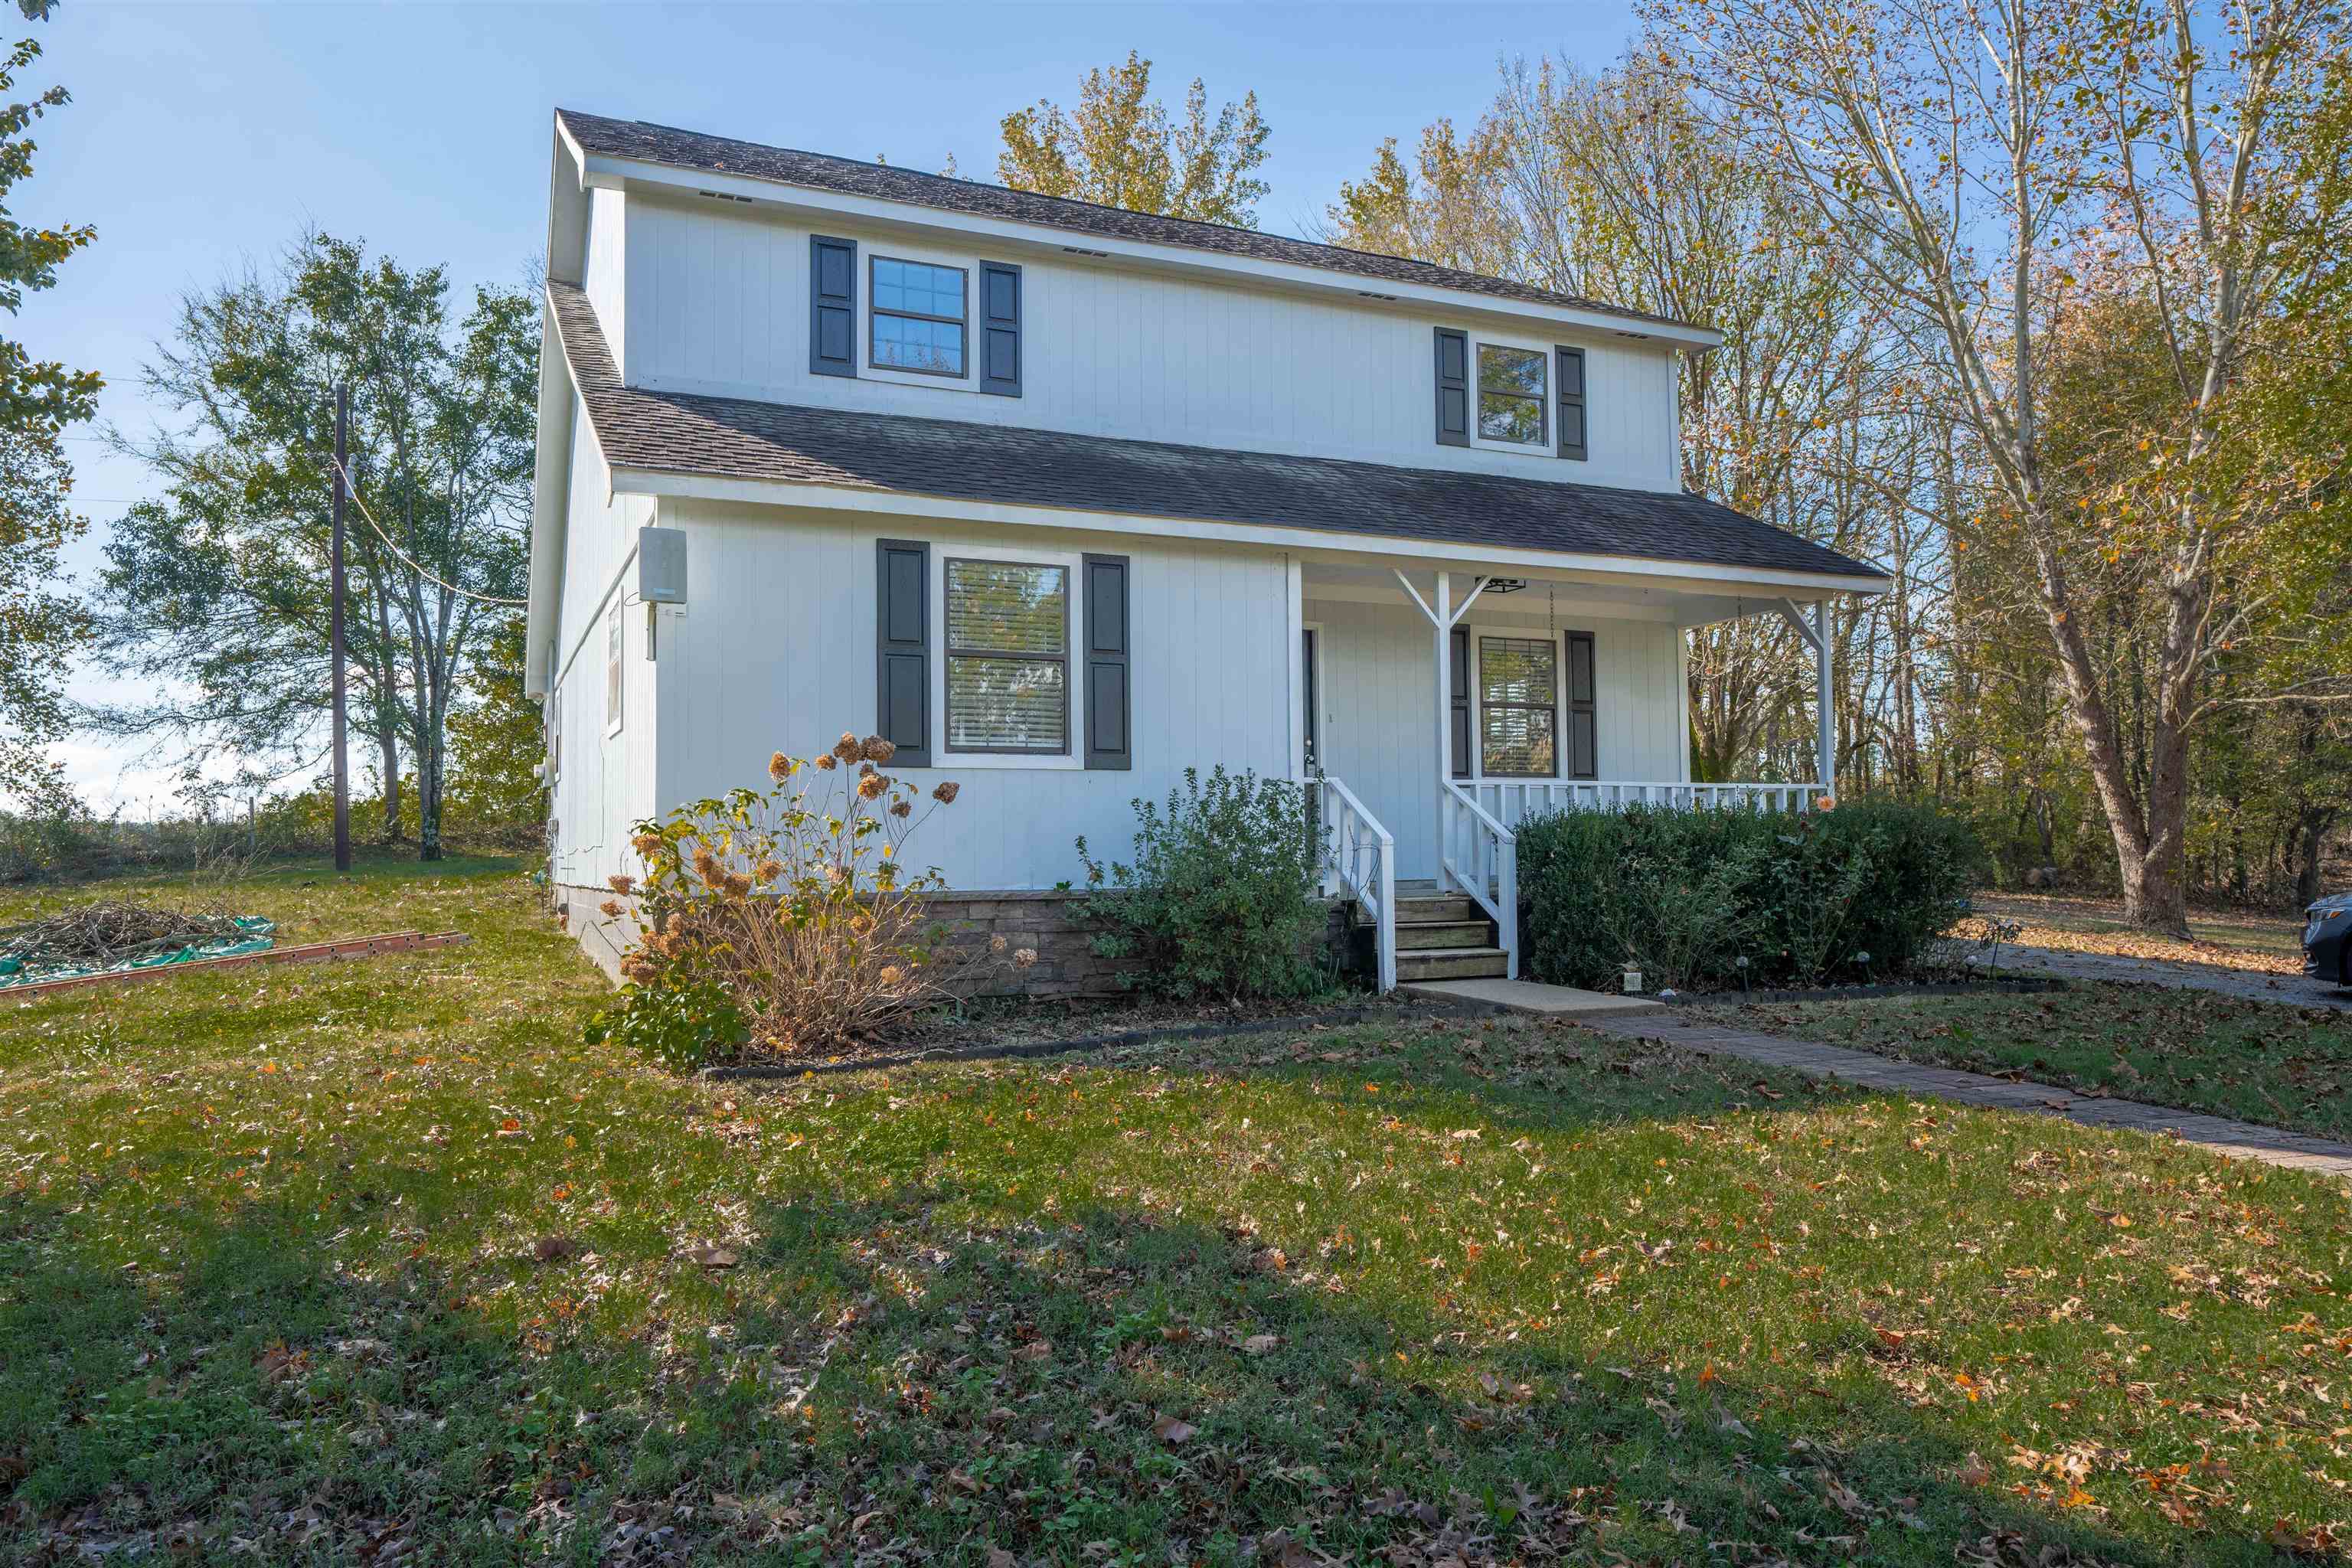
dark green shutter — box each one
[1435,328,1469,447]
[811,237,857,377]
[1449,626,1472,777]
[1565,630,1596,779]
[876,539,929,766]
[978,261,1021,397]
[1083,554,1130,769]
[1555,345,1587,461]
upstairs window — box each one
[1477,344,1547,446]
[945,558,1068,753]
[871,257,967,376]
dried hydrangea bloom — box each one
[599,899,625,918]
[768,751,793,783]
[988,934,1008,954]
[858,773,887,800]
[863,735,896,763]
[878,964,905,988]
[931,780,959,804]
[630,833,663,858]
[890,799,911,818]
[1013,948,1038,969]
[664,913,686,939]
[606,873,635,896]
[622,959,658,985]
[815,753,838,771]
[754,858,784,882]
[832,732,861,762]
[858,760,875,778]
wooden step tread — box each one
[1394,920,1496,950]
[1395,947,1509,981]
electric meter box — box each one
[637,527,688,604]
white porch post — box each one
[1814,598,1835,795]
[1432,570,1450,869]
[1284,554,1305,780]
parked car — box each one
[2304,893,2352,987]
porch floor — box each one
[1400,978,1664,1019]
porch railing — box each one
[1469,779,1827,831]
[1439,781,1517,981]
[1312,773,1396,993]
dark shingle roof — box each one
[556,109,1702,334]
[547,283,1880,583]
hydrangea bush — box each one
[586,733,1029,1069]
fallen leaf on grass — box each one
[1242,1333,1280,1355]
[1152,1412,1198,1443]
[683,1243,738,1269]
[531,1235,578,1264]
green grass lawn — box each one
[4,863,2350,1564]
[1717,985,2352,1143]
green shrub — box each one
[584,975,749,1073]
[1517,799,1982,991]
[1076,766,1330,1001]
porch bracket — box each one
[1390,568,1436,626]
[1775,598,1823,656]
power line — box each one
[328,455,528,608]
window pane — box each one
[1480,637,1556,704]
[1478,391,1543,444]
[1482,706,1557,776]
[872,259,966,319]
[947,560,1067,655]
[1478,343,1546,397]
[948,656,1066,750]
[872,314,965,374]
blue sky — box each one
[30,0,1642,810]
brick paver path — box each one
[1584,1009,2352,1181]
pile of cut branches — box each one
[0,899,259,976]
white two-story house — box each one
[526,110,1888,992]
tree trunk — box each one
[2297,810,2335,908]
[379,730,401,841]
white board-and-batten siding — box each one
[609,194,1682,495]
[648,500,1295,893]
[547,391,658,903]
[1305,597,1687,882]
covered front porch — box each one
[1288,557,1847,991]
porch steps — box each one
[1390,893,1508,982]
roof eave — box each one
[603,460,1886,597]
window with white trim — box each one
[871,256,968,377]
[1476,343,1547,446]
[1479,635,1557,776]
[944,558,1068,754]
[605,603,624,736]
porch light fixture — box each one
[1483,577,1528,594]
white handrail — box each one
[1309,774,1396,993]
[1438,780,1518,981]
[1469,779,1828,831]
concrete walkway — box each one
[1974,943,2352,1011]
[1582,1008,2352,1181]
[1401,977,1663,1020]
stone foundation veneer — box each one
[557,884,1359,998]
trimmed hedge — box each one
[1517,799,1985,992]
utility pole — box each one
[332,383,351,874]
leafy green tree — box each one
[96,232,536,861]
[0,27,96,812]
[998,51,1271,227]
[444,612,545,837]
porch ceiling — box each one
[1298,560,1785,629]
